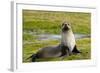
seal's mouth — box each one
[62,23,69,32]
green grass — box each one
[23,38,91,62]
[22,10,91,62]
[23,10,91,34]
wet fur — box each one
[26,45,70,62]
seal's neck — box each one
[61,29,75,46]
[61,29,73,36]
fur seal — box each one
[26,22,81,62]
[61,22,81,55]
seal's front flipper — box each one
[72,45,81,54]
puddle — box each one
[37,34,90,41]
[24,31,90,41]
[23,32,90,44]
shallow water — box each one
[23,32,90,44]
[37,34,90,41]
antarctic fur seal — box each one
[61,22,81,55]
[26,22,81,62]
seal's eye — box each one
[68,24,69,25]
[62,23,64,26]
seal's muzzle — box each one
[62,23,70,32]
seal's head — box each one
[62,22,71,32]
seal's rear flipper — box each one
[26,54,37,62]
[31,54,37,62]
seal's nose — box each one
[62,24,69,32]
[64,24,67,27]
